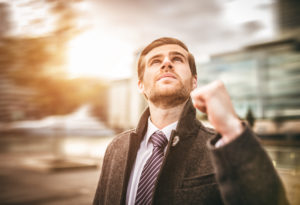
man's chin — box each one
[148,87,190,108]
[155,88,180,96]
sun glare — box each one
[67,31,105,78]
[67,30,134,79]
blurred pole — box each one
[0,3,11,37]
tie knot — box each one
[151,131,168,148]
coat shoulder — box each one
[107,128,135,150]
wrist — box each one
[221,118,243,144]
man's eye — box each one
[150,59,161,65]
[173,57,183,62]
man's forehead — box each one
[145,44,188,60]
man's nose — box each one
[161,57,173,70]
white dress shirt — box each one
[126,117,178,205]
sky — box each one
[1,0,277,79]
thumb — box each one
[191,93,207,113]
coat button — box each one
[172,136,180,147]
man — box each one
[93,37,289,205]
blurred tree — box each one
[273,116,285,133]
[0,0,108,121]
[245,107,255,128]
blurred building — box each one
[198,37,300,121]
[107,78,131,131]
[0,74,37,122]
[197,36,300,136]
[197,0,300,135]
[107,57,147,131]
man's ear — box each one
[192,75,197,90]
[137,80,144,93]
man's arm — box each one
[191,80,243,144]
[191,80,289,205]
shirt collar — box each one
[145,117,178,148]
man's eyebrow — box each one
[147,51,187,64]
[169,51,186,58]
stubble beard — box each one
[148,79,192,109]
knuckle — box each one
[215,80,224,89]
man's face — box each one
[138,44,197,108]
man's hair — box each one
[137,37,197,81]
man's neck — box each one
[148,100,188,130]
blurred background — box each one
[0,0,299,204]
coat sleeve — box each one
[93,142,114,205]
[207,124,290,205]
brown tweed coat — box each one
[93,99,289,205]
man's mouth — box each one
[157,73,177,81]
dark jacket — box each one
[93,99,289,205]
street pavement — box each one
[0,152,101,205]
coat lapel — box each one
[120,107,150,204]
[153,98,207,204]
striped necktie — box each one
[135,130,168,205]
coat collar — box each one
[175,98,202,139]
